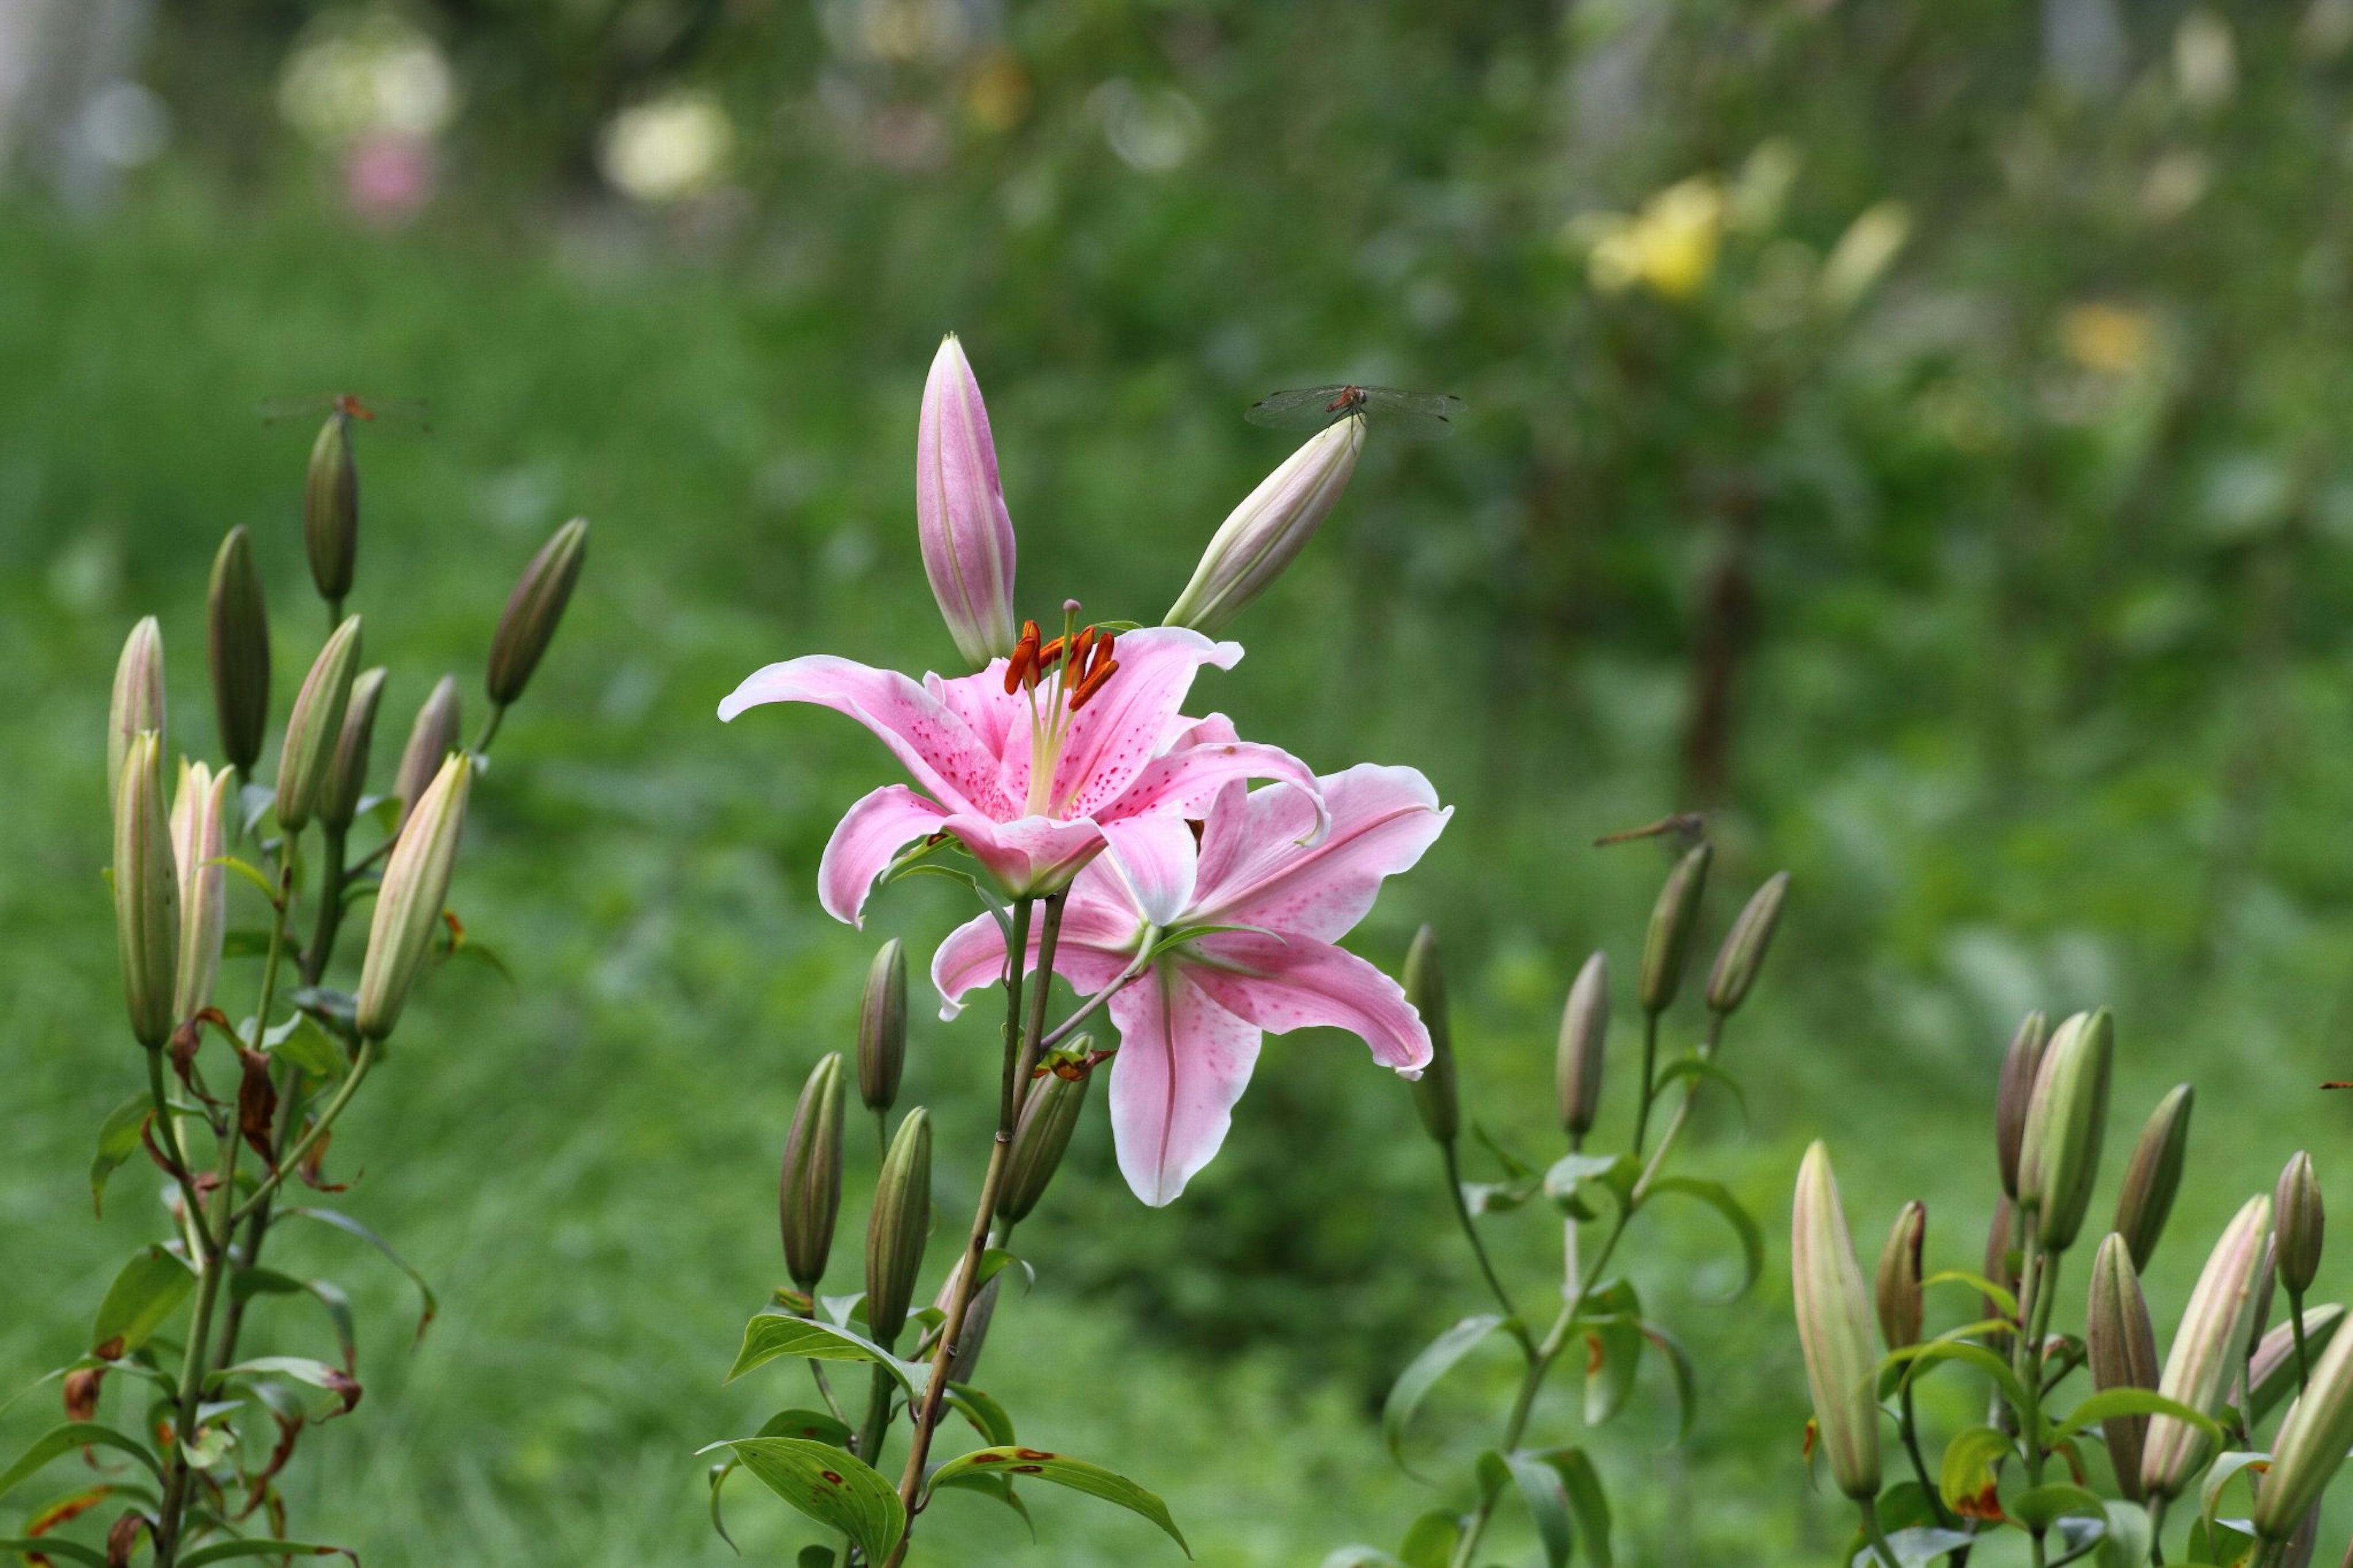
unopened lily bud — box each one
[2142,1194,2272,1503]
[1704,871,1789,1015]
[2114,1084,2194,1272]
[1875,1201,1925,1351]
[305,411,358,605]
[1791,1142,1881,1501]
[1984,1196,2019,1355]
[2087,1233,2162,1501]
[206,526,271,778]
[486,517,588,709]
[275,616,363,834]
[354,751,470,1040]
[2016,1009,2113,1254]
[1000,1058,1089,1225]
[107,617,165,809]
[2279,1152,2325,1297]
[2249,1237,2280,1356]
[1556,951,1609,1141]
[865,1107,933,1349]
[113,732,179,1048]
[2248,1305,2347,1426]
[1994,1010,2050,1201]
[393,675,461,835]
[319,667,387,833]
[778,1053,846,1290]
[915,335,1017,668]
[1163,415,1364,636]
[169,762,232,1023]
[857,938,909,1118]
[2253,1311,2353,1542]
[1638,841,1713,1015]
[1402,926,1457,1145]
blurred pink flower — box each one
[342,133,434,225]
[719,626,1323,925]
[934,744,1450,1205]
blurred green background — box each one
[5,0,2353,1562]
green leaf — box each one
[230,1271,358,1374]
[0,1423,163,1502]
[975,1248,1033,1293]
[1653,1056,1747,1124]
[222,928,275,958]
[1920,1270,2021,1321]
[179,1542,357,1565]
[1575,1282,1645,1429]
[705,1437,906,1564]
[263,1012,345,1078]
[1381,1315,1510,1475]
[797,1549,838,1568]
[1482,1450,1571,1568]
[1460,1176,1543,1216]
[1860,1528,1975,1568]
[726,1310,930,1396]
[2096,1501,2153,1568]
[90,1096,150,1215]
[928,1447,1189,1558]
[2010,1482,2106,1532]
[1471,1123,1540,1181]
[0,1539,107,1566]
[1398,1510,1462,1568]
[945,1383,1017,1447]
[1319,1551,1405,1568]
[276,1206,438,1342]
[2049,1388,2226,1449]
[1544,1153,1635,1219]
[708,1409,858,1550]
[2196,1450,2267,1537]
[284,988,358,1032]
[213,1357,360,1419]
[91,1244,195,1358]
[1637,1320,1698,1442]
[209,854,282,904]
[1938,1425,2015,1520]
[1889,1336,2033,1414]
[1527,1450,1610,1568]
[1642,1177,1764,1301]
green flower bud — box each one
[2142,1194,2272,1504]
[865,1107,933,1349]
[113,732,179,1048]
[107,617,165,809]
[2253,1305,2353,1541]
[354,751,470,1040]
[2016,1009,2113,1254]
[2250,1237,2280,1358]
[275,616,363,834]
[319,667,387,832]
[1556,951,1609,1141]
[206,525,271,778]
[169,760,232,1024]
[2086,1233,2162,1501]
[1403,926,1457,1146]
[2247,1305,2346,1428]
[305,411,358,605]
[2113,1083,2194,1272]
[487,517,588,709]
[1704,870,1789,1015]
[1994,1010,2050,1202]
[1000,1055,1090,1225]
[1791,1141,1881,1501]
[1163,415,1363,636]
[392,675,462,837]
[778,1053,846,1291]
[857,939,909,1118]
[1875,1201,1925,1352]
[2278,1151,2325,1298]
[1638,841,1713,1015]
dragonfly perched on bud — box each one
[256,392,433,433]
[1593,811,1708,850]
[1245,384,1463,439]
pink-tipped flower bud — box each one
[1994,1010,2050,1201]
[1164,415,1364,636]
[354,751,470,1040]
[2114,1083,2194,1271]
[1791,1141,1881,1501]
[393,675,462,837]
[319,667,388,833]
[915,335,1018,669]
[2142,1194,2272,1504]
[107,617,166,809]
[169,760,233,1023]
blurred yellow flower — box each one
[2059,302,2155,374]
[1817,201,1911,314]
[597,93,733,204]
[1581,176,1725,300]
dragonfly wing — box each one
[1245,385,1351,430]
[1358,387,1462,439]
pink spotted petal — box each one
[1107,968,1264,1206]
[719,655,1015,818]
[1192,765,1450,945]
[930,903,1135,1020]
[1096,813,1200,928]
[1045,629,1243,819]
[943,811,1110,901]
[1183,931,1432,1072]
[818,785,951,928]
[1102,735,1327,838]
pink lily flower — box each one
[933,747,1451,1205]
[718,625,1325,926]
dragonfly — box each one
[1244,384,1463,439]
[1592,812,1708,849]
[256,392,433,433]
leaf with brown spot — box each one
[296,1128,346,1192]
[25,1485,112,1536]
[928,1447,1189,1557]
[103,1510,146,1567]
[62,1369,105,1424]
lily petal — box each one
[1102,735,1328,839]
[1096,813,1200,928]
[819,785,950,928]
[1107,968,1264,1206]
[1192,765,1450,944]
[1183,931,1433,1072]
[1045,629,1243,819]
[942,811,1110,901]
[719,655,1015,818]
[930,903,1134,1020]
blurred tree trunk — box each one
[1682,479,1760,806]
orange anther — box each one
[1004,621,1042,694]
[1089,630,1116,680]
[1036,635,1066,670]
[1069,657,1119,711]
